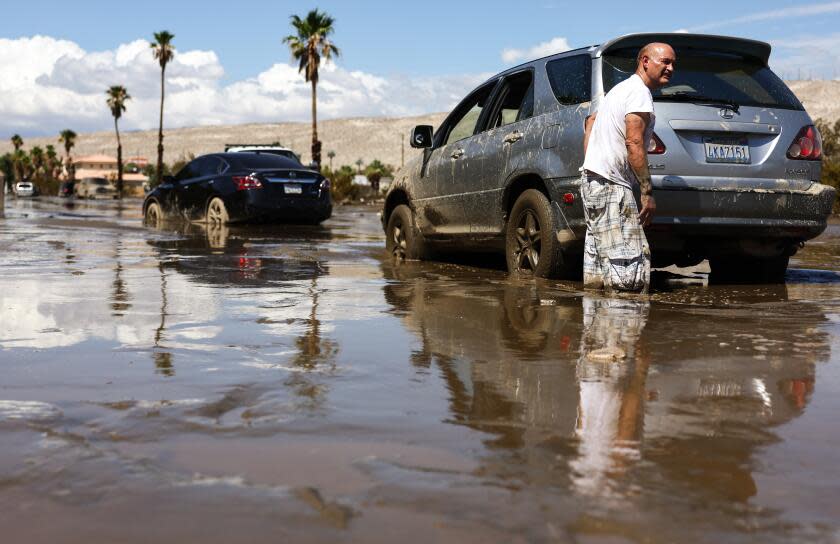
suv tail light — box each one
[648,132,666,154]
[233,174,262,190]
[787,125,822,160]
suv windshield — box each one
[602,49,803,110]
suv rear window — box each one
[602,49,803,110]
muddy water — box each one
[1,198,840,543]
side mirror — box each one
[410,125,433,148]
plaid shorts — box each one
[580,172,650,293]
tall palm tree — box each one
[150,31,175,186]
[327,150,335,171]
[58,129,77,181]
[29,146,45,183]
[11,134,23,151]
[283,9,339,168]
[106,85,131,198]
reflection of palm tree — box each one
[153,261,173,376]
[111,237,132,316]
[287,274,337,405]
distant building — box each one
[351,174,370,186]
[73,154,148,197]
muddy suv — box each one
[382,33,835,282]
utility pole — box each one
[401,133,405,168]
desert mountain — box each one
[3,81,839,168]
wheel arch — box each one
[502,172,551,220]
[383,189,411,228]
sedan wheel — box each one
[144,201,164,227]
[206,197,230,225]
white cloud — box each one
[501,36,571,64]
[0,35,487,138]
[769,33,840,80]
[689,1,840,31]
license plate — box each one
[284,184,302,194]
[704,137,750,164]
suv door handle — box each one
[450,148,465,159]
[503,131,523,144]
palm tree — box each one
[29,146,45,183]
[355,158,363,174]
[283,9,339,168]
[10,134,23,183]
[106,85,131,198]
[45,145,60,182]
[150,31,175,186]
[327,150,335,171]
[58,129,77,181]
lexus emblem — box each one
[719,107,736,120]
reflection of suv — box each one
[76,177,118,199]
[382,33,835,283]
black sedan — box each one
[143,153,332,225]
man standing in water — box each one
[582,42,676,293]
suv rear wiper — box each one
[656,92,740,113]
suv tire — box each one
[506,189,578,279]
[386,204,429,261]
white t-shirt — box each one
[583,74,655,189]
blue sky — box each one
[3,0,840,137]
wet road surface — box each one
[2,197,840,543]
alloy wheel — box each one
[513,210,541,274]
[391,219,407,260]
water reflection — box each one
[381,262,829,506]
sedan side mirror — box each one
[410,125,433,148]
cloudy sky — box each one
[2,0,840,138]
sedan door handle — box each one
[503,131,523,144]
[450,148,465,160]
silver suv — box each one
[382,33,835,282]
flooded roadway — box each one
[1,197,840,543]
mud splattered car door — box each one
[421,80,498,237]
[460,70,535,235]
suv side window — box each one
[441,81,498,146]
[487,70,534,129]
[546,55,591,105]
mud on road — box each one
[2,197,840,543]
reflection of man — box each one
[582,43,676,293]
[572,295,650,495]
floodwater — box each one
[1,197,840,543]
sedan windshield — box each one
[602,49,803,110]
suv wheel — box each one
[506,189,576,279]
[386,204,428,261]
[709,255,789,284]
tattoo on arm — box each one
[625,112,653,196]
[583,113,597,154]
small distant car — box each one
[58,180,75,198]
[143,152,332,225]
[14,181,35,197]
[76,177,118,199]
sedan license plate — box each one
[284,184,302,195]
[704,137,750,164]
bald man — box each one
[581,42,675,293]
